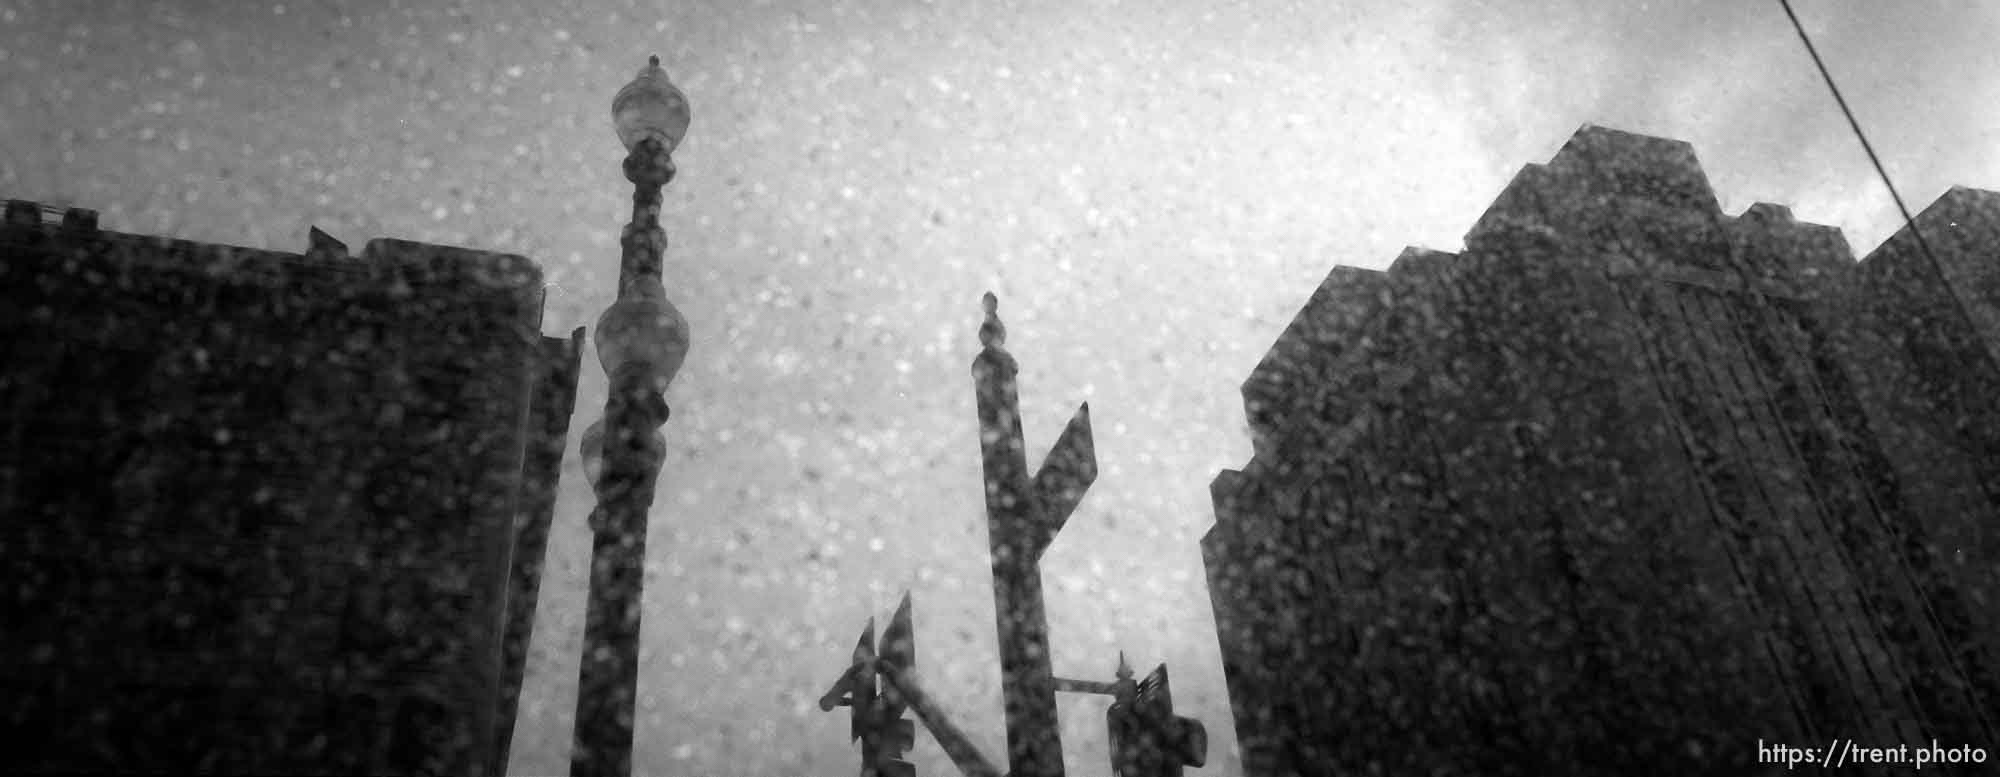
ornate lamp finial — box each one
[979,291,1006,349]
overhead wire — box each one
[1776,0,2000,378]
[1775,0,1933,261]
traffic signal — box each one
[1107,652,1142,777]
[852,624,880,746]
[874,717,916,777]
[1107,663,1207,777]
[1139,665,1206,772]
[878,594,915,717]
[820,593,922,777]
[817,617,881,743]
[873,594,917,777]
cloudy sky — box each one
[4,0,1997,774]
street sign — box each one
[1030,402,1097,548]
[878,594,915,714]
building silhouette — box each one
[1204,126,1999,776]
[0,198,581,775]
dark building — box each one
[0,198,581,775]
[1204,126,1999,775]
[1839,186,2000,655]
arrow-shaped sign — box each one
[877,593,915,711]
[1029,402,1097,549]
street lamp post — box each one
[571,55,692,777]
[971,292,1098,777]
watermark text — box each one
[1759,739,1988,770]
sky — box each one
[4,0,1999,775]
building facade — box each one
[0,198,580,776]
[1204,126,1999,775]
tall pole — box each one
[971,293,1096,777]
[572,55,691,777]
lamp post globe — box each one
[576,418,668,494]
[612,55,691,155]
[593,277,690,393]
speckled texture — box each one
[3,1,1999,774]
[0,223,561,775]
[1208,127,2000,774]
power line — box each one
[1775,0,1934,259]
[1776,0,2000,377]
